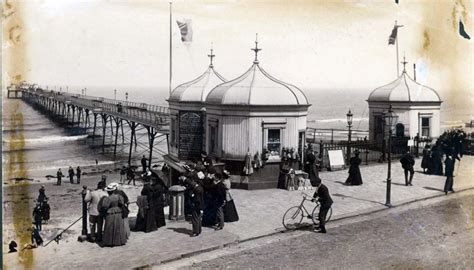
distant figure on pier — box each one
[76,166,82,184]
[400,151,415,186]
[141,155,148,173]
[421,144,432,174]
[56,168,64,185]
[68,166,75,184]
[345,150,363,186]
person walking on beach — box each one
[85,181,108,242]
[120,166,126,184]
[444,155,455,195]
[400,151,415,186]
[312,182,333,234]
[37,185,48,205]
[345,150,363,186]
[141,155,148,173]
[68,166,75,184]
[32,203,43,231]
[76,166,82,184]
[41,199,50,224]
[127,167,136,186]
[56,168,64,185]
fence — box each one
[306,127,369,144]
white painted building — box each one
[367,61,442,145]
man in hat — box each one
[32,203,43,231]
[312,182,333,233]
[68,166,75,184]
[181,176,204,237]
[213,173,227,230]
[56,168,64,186]
[37,185,48,206]
[141,155,148,173]
[84,181,108,242]
[400,151,415,186]
[76,166,82,184]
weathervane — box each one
[251,33,261,64]
[401,55,408,74]
[208,43,215,68]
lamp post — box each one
[114,89,117,100]
[125,92,128,102]
[384,105,398,207]
[346,109,353,164]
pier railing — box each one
[306,127,369,144]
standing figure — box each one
[345,150,363,186]
[84,181,108,242]
[120,166,126,184]
[213,174,227,230]
[127,167,136,186]
[100,174,107,188]
[68,166,75,184]
[400,151,415,186]
[306,149,321,187]
[37,185,48,205]
[222,170,239,222]
[56,168,64,186]
[153,176,167,228]
[141,155,148,173]
[141,181,158,233]
[32,203,42,231]
[431,143,444,176]
[31,227,43,247]
[312,182,333,233]
[183,177,204,237]
[444,155,455,195]
[278,157,291,189]
[41,200,50,224]
[101,183,127,247]
[135,194,148,232]
[76,166,81,184]
[115,187,131,239]
[421,144,432,174]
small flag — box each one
[388,25,399,45]
[459,19,471,40]
[176,19,193,42]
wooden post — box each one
[81,186,88,237]
[128,122,137,166]
[113,118,120,157]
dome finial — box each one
[401,54,408,74]
[251,33,261,64]
[208,43,215,68]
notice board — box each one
[327,149,346,171]
[178,111,203,160]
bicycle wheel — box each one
[282,206,304,230]
[311,204,333,225]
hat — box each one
[354,149,360,155]
[105,182,119,192]
[201,151,208,157]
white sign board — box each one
[328,149,346,171]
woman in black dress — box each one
[345,150,363,185]
[222,170,239,222]
[141,182,158,233]
[421,144,432,174]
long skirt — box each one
[224,200,239,222]
[134,212,146,232]
[144,205,158,233]
[103,211,127,246]
[123,217,130,239]
[155,204,166,228]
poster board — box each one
[178,111,203,160]
[327,149,346,171]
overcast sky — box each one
[4,0,473,104]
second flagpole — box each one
[169,1,173,96]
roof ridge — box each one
[258,65,300,104]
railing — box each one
[306,127,369,144]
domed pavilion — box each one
[204,38,310,189]
[367,58,442,147]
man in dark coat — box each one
[76,166,82,184]
[183,178,204,237]
[68,166,75,184]
[213,174,227,230]
[306,149,321,186]
[444,155,455,195]
[141,155,148,173]
[400,151,415,186]
[32,204,42,231]
[56,168,64,186]
[37,186,47,205]
[431,144,444,176]
[312,182,333,233]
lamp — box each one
[383,105,398,207]
[346,109,353,164]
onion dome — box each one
[169,49,226,102]
[368,58,441,103]
[206,37,309,106]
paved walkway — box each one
[3,156,473,269]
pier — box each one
[16,84,170,167]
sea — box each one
[2,86,471,181]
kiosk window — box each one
[267,129,281,156]
[421,117,430,137]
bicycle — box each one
[282,193,332,230]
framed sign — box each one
[327,149,345,171]
[178,111,203,160]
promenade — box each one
[3,155,473,269]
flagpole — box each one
[169,0,173,96]
[395,20,399,77]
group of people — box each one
[30,186,51,247]
[55,166,81,185]
[85,180,130,246]
[119,165,136,185]
[135,172,167,233]
[179,152,239,237]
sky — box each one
[3,0,473,107]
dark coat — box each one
[191,185,204,211]
[421,149,431,170]
[445,157,455,177]
[346,156,363,185]
[313,184,333,208]
[141,184,158,232]
[400,153,415,170]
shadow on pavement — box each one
[333,193,385,206]
[423,186,444,192]
[167,227,193,236]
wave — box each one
[2,135,88,145]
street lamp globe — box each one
[384,105,398,128]
[346,109,353,127]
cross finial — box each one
[208,43,215,68]
[251,33,261,64]
[401,55,408,73]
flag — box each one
[388,25,399,45]
[459,19,471,40]
[176,19,193,42]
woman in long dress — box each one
[421,144,432,174]
[141,182,158,233]
[115,188,130,239]
[346,151,363,185]
[153,177,167,228]
[101,183,127,247]
[222,170,239,222]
